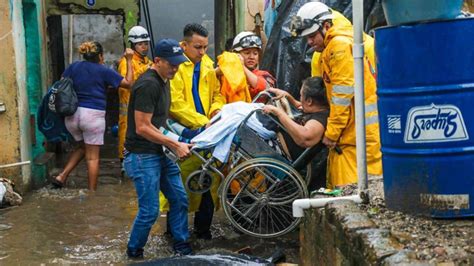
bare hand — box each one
[266,87,288,100]
[173,143,192,160]
[215,67,222,77]
[238,54,245,64]
[210,109,220,118]
[322,136,337,149]
[124,48,134,60]
[262,105,280,116]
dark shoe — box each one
[194,230,212,240]
[126,248,144,259]
[173,241,193,256]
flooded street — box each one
[0,142,300,264]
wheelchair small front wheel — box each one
[186,170,212,194]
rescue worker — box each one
[308,7,375,78]
[117,26,153,174]
[291,2,382,188]
[216,32,276,103]
[161,23,225,240]
[231,32,276,99]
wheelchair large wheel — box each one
[220,157,308,238]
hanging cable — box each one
[142,0,155,58]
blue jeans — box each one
[124,153,189,252]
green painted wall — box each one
[23,0,46,182]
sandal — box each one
[50,175,65,189]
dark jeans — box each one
[194,190,214,238]
[167,190,214,239]
[124,153,190,253]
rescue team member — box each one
[216,32,276,103]
[123,39,192,258]
[292,2,382,188]
[161,23,225,240]
[308,8,375,78]
[232,32,276,99]
[117,26,153,175]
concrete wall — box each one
[0,0,33,192]
[24,0,52,184]
[61,14,125,68]
[300,201,418,266]
[46,0,139,45]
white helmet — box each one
[292,2,334,37]
[128,26,150,43]
[232,31,262,52]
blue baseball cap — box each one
[154,38,188,65]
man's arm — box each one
[324,41,354,143]
[134,110,191,158]
[169,71,210,128]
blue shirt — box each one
[192,62,205,115]
[63,61,123,110]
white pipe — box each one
[0,161,31,169]
[293,195,363,217]
[352,0,368,195]
[291,0,368,218]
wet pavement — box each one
[0,139,300,264]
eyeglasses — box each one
[238,35,262,49]
[129,33,150,39]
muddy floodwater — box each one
[0,156,300,264]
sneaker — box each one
[126,248,144,259]
[173,241,193,256]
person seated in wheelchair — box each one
[262,77,329,162]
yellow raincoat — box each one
[168,54,225,129]
[161,54,225,213]
[311,10,375,78]
[117,53,152,159]
[320,25,382,188]
[218,52,251,103]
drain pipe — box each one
[0,161,31,169]
[293,0,368,218]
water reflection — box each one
[0,161,299,264]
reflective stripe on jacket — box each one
[321,25,382,187]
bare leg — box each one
[57,143,85,183]
[85,144,100,191]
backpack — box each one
[48,77,78,116]
[37,86,73,143]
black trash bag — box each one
[261,0,313,99]
[261,0,386,99]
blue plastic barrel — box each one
[375,18,474,218]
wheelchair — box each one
[167,92,324,238]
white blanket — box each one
[191,102,275,162]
